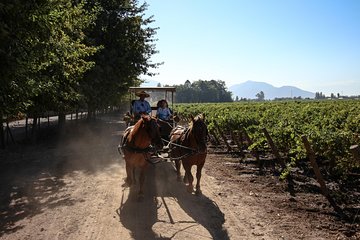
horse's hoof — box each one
[183,177,188,184]
[122,179,132,187]
[176,176,182,182]
[195,189,202,196]
[187,186,193,193]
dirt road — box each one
[0,115,358,239]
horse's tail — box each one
[118,127,132,157]
[117,144,123,156]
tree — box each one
[0,0,98,127]
[315,92,326,99]
[174,79,233,103]
[256,91,265,101]
[82,0,160,118]
[28,0,99,125]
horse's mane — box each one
[127,115,151,143]
[184,114,205,140]
[188,114,204,129]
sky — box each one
[140,0,360,96]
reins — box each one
[118,116,207,164]
[157,118,174,128]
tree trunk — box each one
[58,112,66,128]
[32,116,37,136]
[0,111,4,149]
[87,105,96,121]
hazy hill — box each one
[229,80,315,99]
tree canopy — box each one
[174,80,233,103]
[0,0,159,120]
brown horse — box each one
[169,114,208,195]
[120,115,163,198]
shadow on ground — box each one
[0,114,125,237]
[118,161,229,240]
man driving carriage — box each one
[124,87,179,132]
[132,90,152,120]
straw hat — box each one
[135,90,150,98]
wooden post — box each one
[231,130,244,157]
[262,128,286,168]
[350,145,360,162]
[240,127,261,171]
[301,135,345,216]
[214,121,232,152]
[263,128,295,195]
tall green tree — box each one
[27,0,99,124]
[174,79,233,103]
[0,0,98,121]
[82,0,160,117]
[255,91,265,101]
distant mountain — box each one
[229,80,315,100]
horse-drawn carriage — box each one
[124,86,178,140]
[119,86,208,199]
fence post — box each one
[231,130,245,157]
[301,135,345,217]
[262,128,286,169]
[263,128,295,195]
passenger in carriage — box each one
[156,99,172,121]
[132,91,152,120]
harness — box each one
[118,120,206,165]
[159,138,200,161]
[162,126,205,161]
[118,128,161,165]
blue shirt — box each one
[132,100,151,115]
[157,107,171,120]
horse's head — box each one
[190,113,208,152]
[142,115,164,150]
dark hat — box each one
[135,90,150,97]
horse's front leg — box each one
[138,166,146,200]
[124,160,133,186]
[183,164,194,193]
[175,159,182,181]
[195,163,204,195]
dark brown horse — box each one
[169,114,208,195]
[120,115,163,198]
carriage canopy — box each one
[128,87,176,115]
